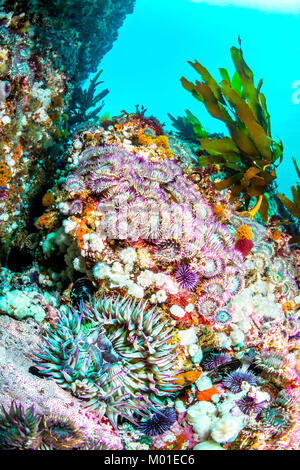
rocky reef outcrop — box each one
[0,106,299,450]
[0,0,134,263]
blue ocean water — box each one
[97,0,300,198]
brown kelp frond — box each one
[168,109,208,142]
[68,70,109,127]
[180,41,284,221]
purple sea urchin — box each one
[222,369,257,393]
[175,264,199,290]
[236,396,265,415]
[138,408,176,436]
[202,353,231,371]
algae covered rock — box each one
[0,0,135,264]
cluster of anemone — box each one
[66,144,202,218]
[254,350,295,386]
[36,294,181,427]
[259,391,297,437]
[0,401,40,450]
[246,241,297,292]
[38,415,85,450]
[57,142,247,321]
[0,401,90,450]
[30,109,300,450]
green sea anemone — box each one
[0,401,40,450]
[36,295,181,427]
[0,401,90,450]
[38,415,84,450]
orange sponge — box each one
[235,224,252,241]
[196,386,219,401]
